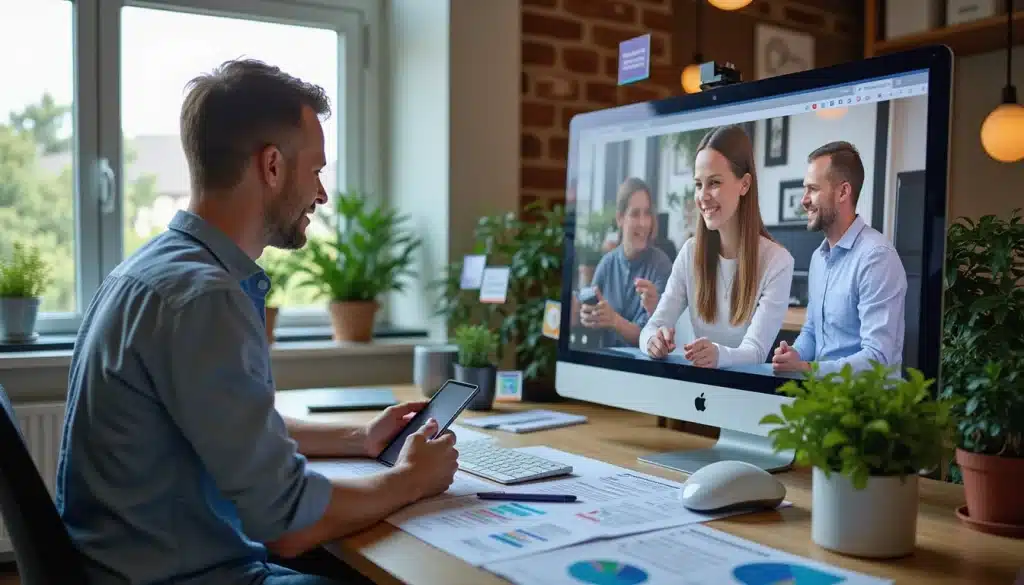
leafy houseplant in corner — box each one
[0,243,51,343]
[435,203,564,401]
[292,191,421,343]
[453,324,500,411]
[939,210,1024,534]
[760,363,956,558]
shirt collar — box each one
[167,210,263,282]
[817,215,867,255]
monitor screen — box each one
[559,47,951,397]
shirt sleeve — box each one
[814,246,908,376]
[158,286,332,543]
[716,250,794,368]
[640,241,691,354]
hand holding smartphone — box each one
[374,380,478,501]
[375,380,479,466]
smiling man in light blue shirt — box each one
[772,141,907,376]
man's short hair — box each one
[180,59,331,193]
[807,141,865,205]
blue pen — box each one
[477,492,577,503]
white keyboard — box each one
[457,442,573,485]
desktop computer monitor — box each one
[556,46,952,474]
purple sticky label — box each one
[618,33,651,85]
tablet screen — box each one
[376,380,479,466]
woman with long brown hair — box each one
[639,125,794,368]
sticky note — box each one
[618,33,651,85]
[459,255,487,290]
[479,267,511,304]
[542,300,561,339]
[495,371,523,402]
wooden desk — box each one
[783,306,807,333]
[275,386,1024,585]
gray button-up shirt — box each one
[56,210,332,585]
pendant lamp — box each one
[980,0,1024,163]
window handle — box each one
[98,158,116,215]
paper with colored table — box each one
[384,447,788,566]
[484,524,892,585]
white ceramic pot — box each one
[811,467,919,558]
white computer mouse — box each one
[679,460,786,512]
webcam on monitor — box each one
[699,60,742,90]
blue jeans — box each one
[242,562,344,585]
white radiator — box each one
[0,401,66,555]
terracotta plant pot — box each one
[264,306,279,345]
[956,448,1024,529]
[328,300,379,342]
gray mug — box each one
[413,344,458,397]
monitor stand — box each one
[637,428,794,475]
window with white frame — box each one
[0,0,380,336]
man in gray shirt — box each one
[56,59,458,585]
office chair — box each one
[0,384,88,584]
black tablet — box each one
[375,379,479,467]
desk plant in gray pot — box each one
[453,324,499,411]
[939,210,1024,535]
[0,243,51,343]
[760,363,956,558]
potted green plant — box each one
[0,243,51,343]
[435,202,564,401]
[575,209,614,287]
[291,191,421,342]
[938,210,1024,534]
[760,363,956,558]
[453,324,500,411]
[257,250,293,345]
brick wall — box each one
[519,0,864,213]
[520,0,680,212]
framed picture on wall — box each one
[778,179,807,224]
[764,116,789,167]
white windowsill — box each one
[0,337,427,371]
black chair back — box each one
[0,384,87,584]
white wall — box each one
[384,0,520,338]
[755,106,878,227]
[883,95,928,236]
[949,47,1024,222]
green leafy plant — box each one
[257,249,293,308]
[939,210,1024,469]
[435,202,564,381]
[760,363,957,490]
[0,243,50,298]
[291,191,421,302]
[575,209,615,266]
[454,324,499,368]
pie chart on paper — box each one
[732,562,847,585]
[567,560,649,585]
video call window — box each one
[568,71,930,381]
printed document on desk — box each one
[307,456,492,499]
[385,447,787,566]
[485,524,891,585]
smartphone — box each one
[375,380,480,467]
[578,286,599,306]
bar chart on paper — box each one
[439,503,548,528]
